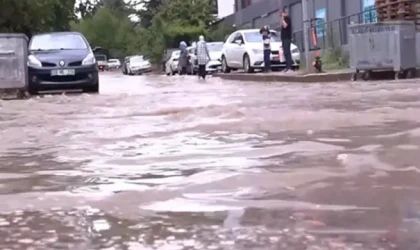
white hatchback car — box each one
[221,29,300,73]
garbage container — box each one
[348,21,417,81]
[0,34,28,92]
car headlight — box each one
[252,49,263,54]
[82,53,96,65]
[27,55,42,67]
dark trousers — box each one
[180,66,187,75]
[264,49,271,72]
[282,38,293,70]
[198,64,206,79]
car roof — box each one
[32,31,84,37]
[236,29,278,34]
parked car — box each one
[27,31,99,94]
[108,59,121,69]
[188,42,223,74]
[127,55,152,75]
[95,54,108,71]
[221,29,300,73]
[165,50,180,75]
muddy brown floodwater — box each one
[1,73,420,249]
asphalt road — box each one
[1,72,420,249]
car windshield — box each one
[30,33,88,51]
[109,59,119,63]
[207,43,223,52]
[95,55,106,61]
[130,56,145,63]
[244,31,281,43]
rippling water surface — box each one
[1,73,420,249]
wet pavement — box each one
[1,73,420,249]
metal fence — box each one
[292,8,377,52]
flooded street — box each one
[2,73,420,249]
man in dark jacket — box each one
[280,9,293,73]
[260,26,271,72]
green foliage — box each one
[0,0,76,36]
[161,0,216,27]
[136,0,163,28]
[138,0,215,62]
[71,7,141,58]
[76,0,138,19]
[321,48,349,70]
[0,0,219,64]
[208,24,237,42]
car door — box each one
[223,33,237,67]
[231,33,246,68]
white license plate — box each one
[51,69,75,76]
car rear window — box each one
[30,33,88,51]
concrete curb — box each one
[213,72,353,83]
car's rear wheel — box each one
[221,56,231,73]
[243,54,254,73]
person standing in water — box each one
[280,9,293,73]
[195,35,211,80]
[260,26,271,72]
[179,41,189,75]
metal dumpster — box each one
[348,21,417,81]
[0,34,28,91]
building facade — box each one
[217,0,235,19]
[220,0,377,51]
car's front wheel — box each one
[243,54,254,73]
[221,56,231,73]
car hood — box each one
[209,51,222,61]
[31,49,90,63]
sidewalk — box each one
[214,69,354,83]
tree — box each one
[136,0,164,28]
[76,0,138,19]
[71,7,141,58]
[161,0,216,27]
[0,0,76,37]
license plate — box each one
[272,56,279,61]
[51,69,75,76]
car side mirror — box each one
[234,40,242,45]
[92,46,102,52]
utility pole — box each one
[302,0,310,71]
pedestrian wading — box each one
[195,35,211,80]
